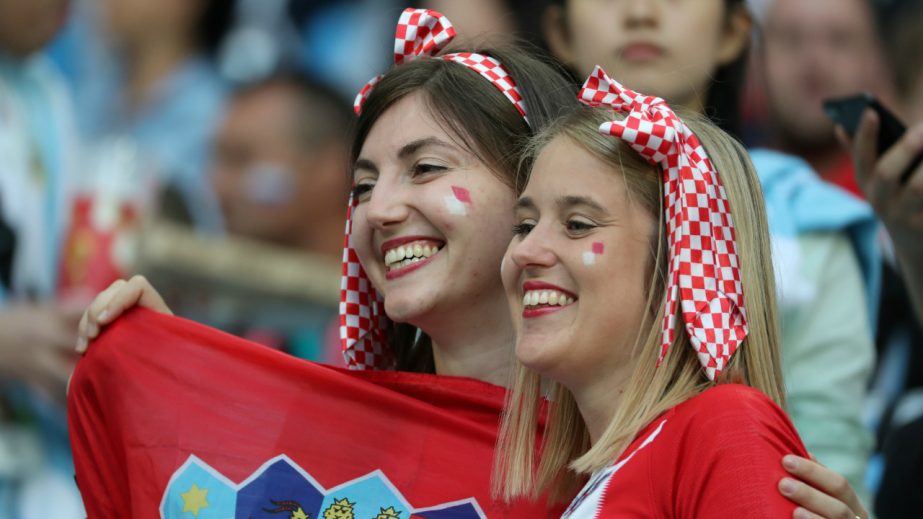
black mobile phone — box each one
[823,93,921,184]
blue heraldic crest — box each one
[160,455,487,519]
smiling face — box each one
[546,0,749,112]
[760,0,884,148]
[351,92,517,327]
[502,135,658,390]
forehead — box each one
[359,91,459,158]
[524,136,628,203]
[766,0,872,30]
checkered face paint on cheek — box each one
[583,241,604,266]
[444,185,473,215]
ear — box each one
[717,4,752,67]
[543,4,576,66]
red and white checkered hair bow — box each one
[353,8,527,121]
[578,66,748,381]
[339,192,396,370]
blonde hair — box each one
[494,106,784,502]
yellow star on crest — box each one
[374,505,402,518]
[181,483,209,517]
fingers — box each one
[781,455,867,519]
[97,275,172,326]
[876,122,923,185]
[76,279,125,352]
[75,275,173,354]
[792,507,824,519]
[780,478,860,519]
[851,109,878,190]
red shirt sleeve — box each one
[660,384,809,518]
[578,385,807,518]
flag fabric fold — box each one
[67,309,558,518]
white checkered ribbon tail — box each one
[578,66,749,381]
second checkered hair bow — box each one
[578,65,748,381]
[353,8,527,121]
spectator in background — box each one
[872,0,923,326]
[211,73,350,262]
[541,0,879,510]
[756,0,890,198]
[0,0,85,515]
[849,2,923,516]
[75,0,232,230]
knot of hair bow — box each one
[578,66,680,165]
[354,8,456,114]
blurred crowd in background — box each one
[0,0,921,517]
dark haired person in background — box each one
[211,73,350,262]
[847,2,923,516]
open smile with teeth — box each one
[522,289,576,308]
[384,241,441,270]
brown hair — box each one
[350,43,577,372]
[494,105,784,501]
[881,1,923,104]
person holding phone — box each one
[756,0,890,198]
[842,3,923,516]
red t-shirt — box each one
[562,384,808,519]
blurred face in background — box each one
[211,84,345,251]
[98,0,201,49]
[545,0,750,113]
[0,0,69,57]
[760,0,885,148]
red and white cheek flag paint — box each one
[68,309,561,519]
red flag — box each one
[68,309,561,518]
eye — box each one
[412,163,447,177]
[565,218,595,234]
[512,221,535,236]
[351,182,374,201]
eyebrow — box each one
[514,195,608,214]
[514,197,537,211]
[353,137,459,177]
[557,195,607,214]
[353,159,377,175]
[397,137,458,159]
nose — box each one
[364,176,411,230]
[623,0,659,28]
[509,223,558,271]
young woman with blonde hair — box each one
[496,68,837,517]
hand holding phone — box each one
[823,93,921,184]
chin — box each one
[382,294,435,325]
[514,336,563,375]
